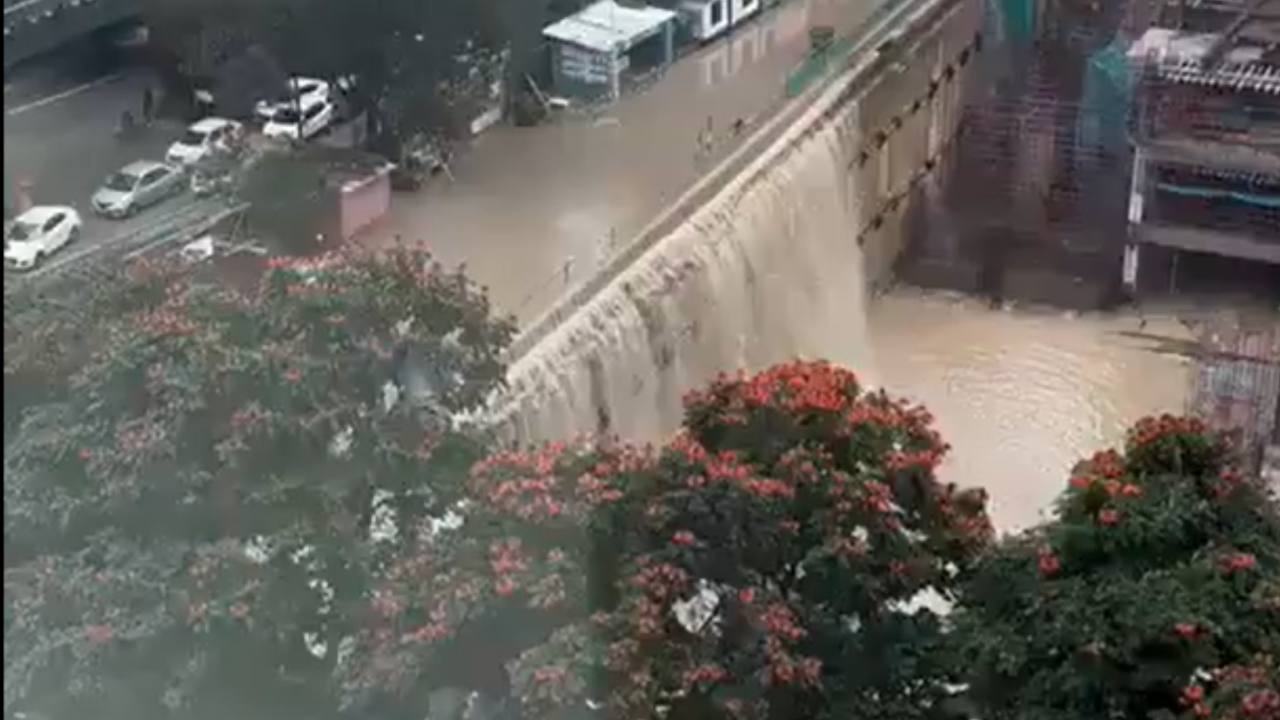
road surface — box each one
[5,61,203,268]
[372,0,892,322]
[4,0,137,71]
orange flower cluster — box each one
[347,362,994,720]
[1037,545,1061,577]
[1185,661,1280,720]
[684,360,942,448]
[1124,414,1228,479]
[467,442,644,523]
[1128,414,1209,447]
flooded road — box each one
[372,0,881,321]
[482,0,1203,533]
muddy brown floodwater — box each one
[473,0,1203,534]
[372,0,887,322]
[870,291,1195,531]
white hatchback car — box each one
[255,77,332,122]
[4,205,82,271]
[263,97,335,142]
[166,117,243,167]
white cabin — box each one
[678,0,759,42]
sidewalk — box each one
[366,0,893,323]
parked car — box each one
[91,161,187,218]
[255,76,332,122]
[166,117,243,167]
[4,205,82,271]
[263,97,336,142]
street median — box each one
[18,198,245,287]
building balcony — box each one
[1137,134,1280,175]
[1133,163,1280,264]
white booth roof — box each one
[543,0,677,54]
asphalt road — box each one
[4,61,203,266]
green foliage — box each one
[348,361,995,720]
[236,148,329,253]
[9,270,1278,720]
[5,262,172,433]
[4,245,516,720]
[952,415,1280,720]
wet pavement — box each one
[4,65,201,268]
[369,0,891,323]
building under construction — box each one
[900,0,1280,473]
[1123,0,1280,295]
[901,0,1280,305]
[1124,0,1280,476]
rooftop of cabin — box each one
[1129,2,1280,162]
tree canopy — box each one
[953,414,1280,720]
[4,245,516,720]
[6,250,1277,720]
[343,361,993,720]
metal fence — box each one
[1188,319,1280,471]
[783,0,913,98]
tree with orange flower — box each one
[4,244,516,720]
[345,361,994,720]
[951,415,1280,720]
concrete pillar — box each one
[1122,243,1140,292]
[1126,149,1147,225]
[609,52,621,102]
[663,21,675,66]
[1123,148,1147,295]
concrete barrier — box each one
[507,0,964,364]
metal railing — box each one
[784,0,917,97]
[1186,319,1280,470]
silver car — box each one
[91,160,187,218]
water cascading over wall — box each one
[500,0,986,444]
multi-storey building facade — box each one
[1122,0,1280,293]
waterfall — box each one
[475,0,1197,531]
[494,0,983,445]
[500,111,876,444]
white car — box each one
[166,117,243,167]
[4,205,82,271]
[263,97,335,142]
[254,77,332,122]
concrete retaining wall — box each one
[507,0,977,363]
